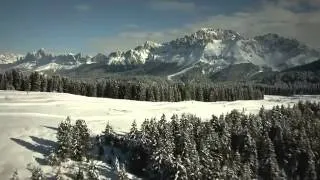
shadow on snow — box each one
[10,136,57,165]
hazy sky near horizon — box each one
[0,0,319,55]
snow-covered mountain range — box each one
[1,28,320,76]
[105,28,320,71]
[3,48,94,72]
[0,53,23,64]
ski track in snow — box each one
[167,66,194,80]
[1,90,320,178]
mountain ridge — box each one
[1,28,319,79]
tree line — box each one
[254,82,320,96]
[253,70,320,96]
[101,101,320,179]
[0,69,264,102]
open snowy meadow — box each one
[1,90,320,178]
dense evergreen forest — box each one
[2,69,320,102]
[255,70,320,85]
[253,70,320,96]
[101,101,320,179]
[25,101,320,179]
[0,69,264,102]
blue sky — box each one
[0,0,319,55]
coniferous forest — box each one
[101,101,320,179]
[2,69,320,103]
[32,101,320,179]
[0,70,264,102]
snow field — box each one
[0,90,320,178]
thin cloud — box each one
[187,3,320,48]
[265,0,320,10]
[88,2,320,54]
[74,4,91,12]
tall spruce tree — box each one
[71,119,91,161]
[56,117,72,160]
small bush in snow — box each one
[74,168,85,180]
[46,151,61,166]
[10,169,19,180]
[54,168,64,180]
[87,161,100,180]
[30,166,44,180]
[117,165,129,180]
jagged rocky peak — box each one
[193,28,243,40]
[0,53,23,64]
[34,48,50,58]
[74,53,82,59]
[143,41,162,49]
[109,51,124,57]
[133,41,162,51]
[170,28,244,47]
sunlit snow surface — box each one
[1,90,320,178]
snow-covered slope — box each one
[0,53,23,64]
[105,28,320,72]
[34,62,80,72]
[1,90,320,178]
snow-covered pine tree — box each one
[174,156,188,180]
[94,135,105,160]
[56,116,72,160]
[30,71,41,91]
[180,130,202,179]
[198,127,221,179]
[148,134,175,179]
[87,161,100,180]
[305,149,317,180]
[259,132,286,179]
[117,165,129,180]
[168,86,175,102]
[22,77,31,92]
[46,150,60,166]
[75,167,85,180]
[54,168,63,180]
[30,166,44,180]
[153,86,160,102]
[129,120,138,139]
[96,81,105,97]
[71,119,91,161]
[157,114,167,136]
[12,69,22,90]
[104,121,115,145]
[40,75,47,92]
